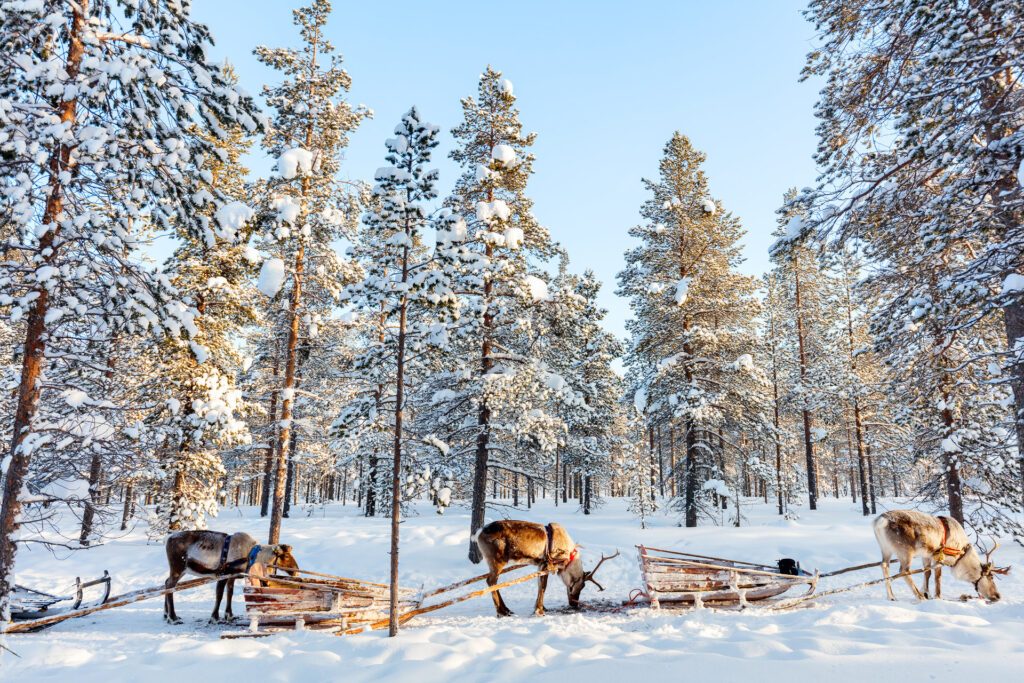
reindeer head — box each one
[974,540,1010,602]
[558,549,619,608]
[254,544,299,577]
[269,544,299,577]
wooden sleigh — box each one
[633,545,818,609]
[10,571,112,628]
[231,566,425,636]
[224,563,553,638]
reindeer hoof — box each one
[496,609,515,618]
[534,609,545,617]
[166,616,183,625]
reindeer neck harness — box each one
[218,534,263,574]
[217,534,233,571]
[544,524,577,570]
[936,516,968,566]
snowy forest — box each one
[1,0,1023,672]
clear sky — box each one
[192,0,821,340]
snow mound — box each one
[1002,273,1024,295]
[272,195,302,224]
[503,227,524,249]
[492,144,517,168]
[499,78,514,96]
[674,277,690,306]
[476,200,511,223]
[213,201,254,235]
[524,275,549,302]
[258,258,286,297]
[277,147,314,179]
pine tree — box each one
[434,67,563,562]
[333,107,458,635]
[152,74,258,534]
[0,0,261,618]
[545,269,623,514]
[801,0,1024,501]
[618,133,762,527]
[254,0,368,544]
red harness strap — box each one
[938,516,964,560]
[544,524,577,569]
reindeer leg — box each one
[211,579,226,622]
[934,565,942,599]
[922,559,932,599]
[900,560,925,600]
[164,567,184,624]
[488,564,514,618]
[534,574,548,617]
[881,553,896,601]
[224,578,235,621]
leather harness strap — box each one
[937,516,965,563]
[217,534,233,571]
[543,523,577,570]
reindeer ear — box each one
[280,544,292,553]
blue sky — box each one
[192,0,821,340]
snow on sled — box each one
[228,565,424,636]
[633,546,818,609]
[10,571,112,629]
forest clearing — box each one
[3,498,1023,680]
[1,0,1023,678]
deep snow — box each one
[3,497,1023,682]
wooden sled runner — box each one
[10,571,112,628]
[633,545,818,609]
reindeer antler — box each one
[583,549,620,592]
[984,538,1000,565]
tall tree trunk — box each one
[684,420,698,527]
[0,1,86,617]
[78,451,104,547]
[388,245,411,636]
[268,229,304,542]
[260,342,281,517]
[554,451,560,507]
[120,481,134,531]
[467,240,495,564]
[865,443,878,514]
[793,258,818,509]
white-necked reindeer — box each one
[872,510,1008,602]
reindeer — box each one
[163,530,299,623]
[473,520,618,617]
[872,510,1008,602]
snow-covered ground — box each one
[4,497,1023,681]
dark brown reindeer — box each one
[873,510,1009,602]
[163,530,298,623]
[474,520,618,617]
